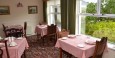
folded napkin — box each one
[85,39,96,45]
[9,42,17,47]
[77,44,85,48]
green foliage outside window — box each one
[85,0,115,43]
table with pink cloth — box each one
[35,25,47,36]
[1,37,29,58]
[35,25,59,36]
[55,35,99,58]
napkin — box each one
[77,44,85,48]
[85,39,96,45]
[9,42,17,47]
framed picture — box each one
[0,6,10,15]
[28,6,38,14]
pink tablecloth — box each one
[2,37,29,58]
[35,25,47,36]
[55,35,97,58]
[35,25,59,36]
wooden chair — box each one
[58,29,69,38]
[91,37,107,58]
[0,40,10,58]
[42,24,57,45]
[2,22,27,38]
[23,22,27,38]
[2,24,8,37]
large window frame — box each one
[47,0,61,27]
[76,0,115,34]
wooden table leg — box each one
[59,48,62,58]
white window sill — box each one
[107,43,115,51]
[83,34,115,51]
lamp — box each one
[17,2,23,7]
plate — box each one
[61,37,68,40]
[85,39,96,45]
[9,42,17,47]
[68,35,76,38]
[17,37,23,40]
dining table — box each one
[1,37,29,58]
[55,34,103,58]
[35,25,47,37]
[35,24,60,37]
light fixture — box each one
[17,2,23,7]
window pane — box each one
[48,14,55,25]
[80,0,97,13]
[101,0,115,14]
[50,6,55,13]
[80,16,115,43]
[56,14,61,29]
[57,5,61,13]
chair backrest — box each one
[2,24,7,37]
[24,22,27,37]
[2,22,27,38]
[92,37,107,58]
[58,29,69,38]
[47,24,56,34]
[0,40,10,58]
[100,37,107,43]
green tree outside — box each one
[85,0,115,43]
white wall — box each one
[0,0,43,37]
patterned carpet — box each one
[26,35,60,58]
[26,35,76,58]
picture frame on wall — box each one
[0,6,10,15]
[28,6,38,14]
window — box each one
[80,0,97,13]
[47,0,61,29]
[77,0,115,43]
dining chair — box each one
[58,29,69,38]
[42,24,57,45]
[2,24,8,37]
[16,28,23,37]
[3,28,22,37]
[23,22,27,38]
[90,37,107,58]
[2,22,27,38]
[0,40,10,58]
[2,24,16,37]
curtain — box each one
[61,0,76,34]
[43,1,47,22]
[61,0,68,30]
